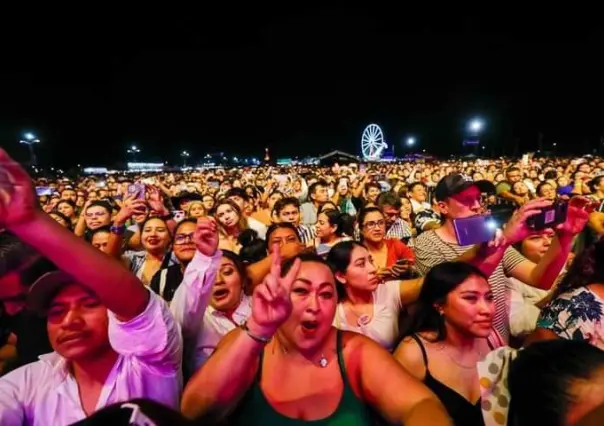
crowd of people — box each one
[1,148,604,425]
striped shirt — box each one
[415,230,526,347]
[296,224,316,247]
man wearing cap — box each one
[414,173,588,347]
[0,150,183,425]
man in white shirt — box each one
[0,271,182,426]
[0,149,183,425]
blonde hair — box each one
[214,199,248,236]
[186,201,206,218]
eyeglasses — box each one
[363,220,386,229]
[174,232,195,245]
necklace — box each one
[437,343,482,370]
[278,341,330,368]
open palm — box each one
[0,149,38,228]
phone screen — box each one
[453,215,498,246]
[36,187,52,196]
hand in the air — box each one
[193,217,219,257]
[557,197,590,238]
[249,248,301,338]
[502,198,553,245]
[114,195,147,226]
[0,149,38,228]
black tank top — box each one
[410,334,485,426]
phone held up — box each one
[453,215,499,246]
[127,183,146,200]
[454,199,573,246]
[526,200,568,231]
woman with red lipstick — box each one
[394,261,495,426]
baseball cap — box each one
[69,399,194,425]
[27,270,80,315]
[434,173,495,202]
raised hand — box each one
[249,248,301,338]
[502,198,552,245]
[0,149,38,228]
[557,197,590,237]
[146,185,169,216]
[113,195,147,226]
[193,217,219,257]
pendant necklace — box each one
[278,341,330,368]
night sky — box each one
[1,9,603,167]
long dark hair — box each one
[318,209,354,238]
[406,261,487,342]
[552,237,604,299]
[221,250,250,294]
[509,340,604,426]
[325,241,366,299]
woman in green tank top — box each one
[181,249,453,426]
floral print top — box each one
[537,286,604,349]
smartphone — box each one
[173,210,186,222]
[526,201,568,231]
[453,215,498,246]
[36,187,52,196]
[338,178,349,188]
[127,183,145,200]
[208,181,220,190]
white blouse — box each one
[333,280,402,351]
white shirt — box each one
[333,280,402,351]
[194,296,251,370]
[507,277,548,338]
[0,291,182,426]
[410,199,431,214]
[170,249,252,374]
[247,216,267,240]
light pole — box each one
[181,150,190,167]
[467,118,485,155]
[127,145,141,162]
[468,118,485,134]
[19,132,41,165]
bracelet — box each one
[241,321,272,344]
[110,224,126,235]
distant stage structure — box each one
[361,124,387,160]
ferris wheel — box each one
[361,124,387,160]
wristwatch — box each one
[110,224,126,235]
[241,321,272,344]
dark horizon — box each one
[1,10,603,167]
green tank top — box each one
[230,330,374,426]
